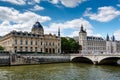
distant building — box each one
[0,21,61,54]
[78,25,120,54]
[73,36,79,42]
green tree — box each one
[0,45,4,51]
[61,37,80,54]
[61,37,70,53]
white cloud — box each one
[0,6,50,23]
[43,17,104,37]
[114,29,120,40]
[34,0,40,3]
[44,18,93,37]
[1,0,85,8]
[0,6,51,36]
[48,0,59,4]
[1,0,41,5]
[28,0,41,4]
[60,0,86,8]
[84,6,120,22]
[1,0,26,5]
[67,31,79,37]
[30,5,44,11]
[51,18,92,29]
[117,4,120,7]
[48,0,86,8]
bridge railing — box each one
[70,53,120,56]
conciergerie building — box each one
[0,21,61,54]
[78,25,120,54]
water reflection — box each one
[0,63,120,80]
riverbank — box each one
[0,53,71,66]
[0,53,120,66]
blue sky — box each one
[0,0,120,40]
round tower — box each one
[111,35,116,53]
[79,24,87,54]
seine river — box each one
[0,63,120,80]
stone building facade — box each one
[0,22,61,54]
[79,25,120,54]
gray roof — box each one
[87,36,104,40]
[11,31,43,37]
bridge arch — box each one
[98,57,120,65]
[71,57,94,64]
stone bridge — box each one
[70,53,120,65]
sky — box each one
[0,0,120,40]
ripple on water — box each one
[0,63,119,80]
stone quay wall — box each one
[0,53,10,66]
[10,54,71,65]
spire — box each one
[112,35,115,42]
[58,27,60,37]
[106,34,109,41]
[80,24,86,33]
[81,24,83,31]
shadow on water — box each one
[71,57,93,64]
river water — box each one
[0,63,120,80]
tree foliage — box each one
[61,37,81,53]
[0,45,4,51]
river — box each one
[0,63,120,80]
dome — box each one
[31,22,44,35]
[33,22,43,29]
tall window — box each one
[25,47,28,51]
[15,39,17,45]
[20,46,22,51]
[35,47,37,52]
[49,42,51,46]
[26,40,28,45]
[53,42,54,46]
[58,49,60,53]
[41,48,42,52]
[45,48,48,53]
[31,47,33,52]
[14,46,17,53]
[35,41,37,45]
[49,48,51,53]
[53,49,55,53]
[41,42,42,45]
[31,41,33,45]
[20,38,22,45]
